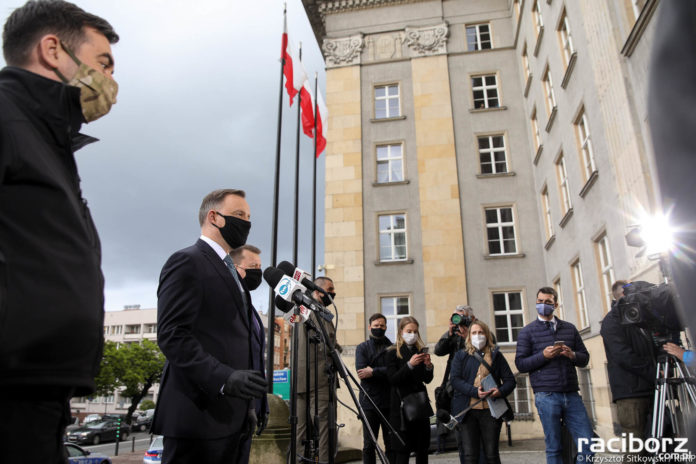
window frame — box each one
[571,259,590,329]
[542,66,557,116]
[374,83,401,119]
[575,109,597,182]
[466,23,493,51]
[595,233,616,314]
[492,290,525,344]
[484,206,518,256]
[541,185,554,241]
[532,0,544,37]
[376,142,405,183]
[557,9,576,67]
[512,373,533,418]
[553,277,565,320]
[471,73,501,109]
[379,295,411,341]
[378,212,408,262]
[555,152,573,216]
[477,133,508,175]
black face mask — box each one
[243,269,262,291]
[214,211,250,249]
[321,292,336,306]
[370,328,386,338]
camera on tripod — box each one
[617,280,682,346]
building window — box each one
[485,207,517,255]
[541,186,554,240]
[542,67,556,117]
[125,324,141,335]
[466,23,492,51]
[575,110,597,181]
[144,323,157,334]
[493,291,524,343]
[553,278,565,320]
[513,374,532,416]
[595,234,615,313]
[572,259,589,329]
[472,74,500,109]
[112,325,123,335]
[522,43,531,83]
[532,0,544,37]
[556,153,572,215]
[558,10,576,66]
[380,296,410,341]
[531,108,541,154]
[478,135,507,174]
[376,143,404,183]
[379,214,407,261]
[578,368,597,422]
[513,0,521,23]
[375,84,400,119]
[630,0,647,22]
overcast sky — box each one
[0,0,327,313]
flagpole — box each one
[312,72,318,277]
[292,44,302,265]
[266,3,286,391]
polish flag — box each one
[300,81,315,138]
[315,91,328,157]
[281,19,306,105]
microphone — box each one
[263,266,334,322]
[277,261,327,295]
[274,295,295,313]
[436,409,458,430]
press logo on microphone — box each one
[278,277,291,297]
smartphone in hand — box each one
[421,347,429,354]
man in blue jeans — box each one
[515,287,594,464]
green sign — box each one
[273,369,290,400]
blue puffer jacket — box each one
[514,318,589,392]
[450,347,516,416]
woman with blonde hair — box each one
[450,320,516,464]
[386,316,434,464]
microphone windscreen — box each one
[436,409,451,423]
[263,266,285,288]
[277,261,295,277]
[274,295,295,313]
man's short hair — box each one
[537,286,558,303]
[230,244,261,264]
[314,276,333,286]
[3,0,119,66]
[611,280,629,300]
[368,313,386,324]
[455,304,474,316]
[198,189,246,226]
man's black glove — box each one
[256,411,269,436]
[223,370,267,399]
[245,408,258,439]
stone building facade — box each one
[302,0,662,445]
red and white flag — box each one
[281,16,306,106]
[300,81,315,138]
[315,91,328,157]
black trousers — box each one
[163,432,242,464]
[362,408,391,464]
[390,417,429,464]
[459,409,502,464]
[0,386,72,464]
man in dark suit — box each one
[152,189,267,464]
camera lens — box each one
[451,314,462,325]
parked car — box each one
[65,443,112,464]
[83,414,102,424]
[143,435,163,464]
[65,420,130,445]
[134,414,153,432]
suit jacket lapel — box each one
[196,239,251,332]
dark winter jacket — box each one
[355,335,393,410]
[600,304,656,401]
[450,347,516,416]
[386,343,434,425]
[515,318,589,392]
[0,67,104,394]
[434,329,466,384]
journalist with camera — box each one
[600,280,656,454]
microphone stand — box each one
[289,305,301,464]
[308,305,403,464]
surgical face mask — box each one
[402,332,418,346]
[536,303,555,317]
[242,268,262,291]
[471,334,486,350]
[214,211,250,249]
[54,41,118,122]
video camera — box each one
[617,281,682,346]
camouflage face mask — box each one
[54,41,118,123]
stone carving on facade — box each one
[404,23,448,56]
[365,32,405,63]
[323,34,365,68]
[318,0,428,15]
